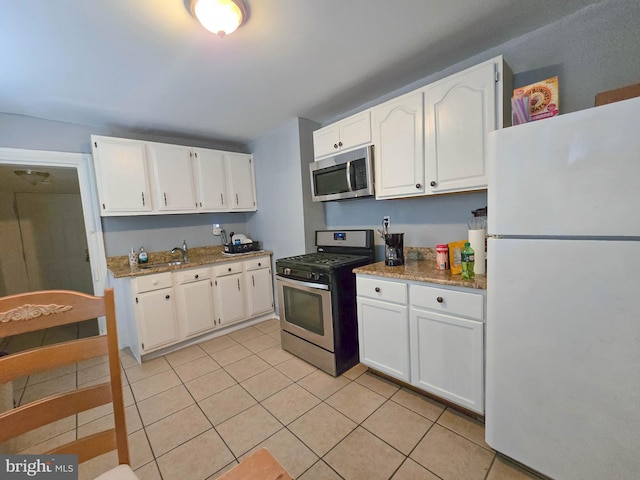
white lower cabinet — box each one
[356,274,486,413]
[126,256,274,359]
[133,273,179,353]
[356,276,411,381]
[245,258,274,317]
[410,306,484,412]
[213,262,246,327]
[174,266,216,338]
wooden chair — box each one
[0,289,139,479]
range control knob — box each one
[309,272,322,281]
[283,268,291,276]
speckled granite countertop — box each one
[107,246,272,279]
[353,247,486,290]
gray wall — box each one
[247,118,326,264]
[326,192,488,262]
[0,113,243,154]
[101,213,249,258]
[323,0,640,257]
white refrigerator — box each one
[485,96,640,480]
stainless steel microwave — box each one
[309,145,374,202]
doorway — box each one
[0,147,108,334]
[0,166,94,296]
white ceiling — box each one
[0,0,602,145]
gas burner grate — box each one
[278,253,369,268]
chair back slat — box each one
[0,336,108,384]
[48,429,117,464]
[0,290,105,337]
[0,383,112,443]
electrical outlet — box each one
[383,216,390,229]
[212,223,222,235]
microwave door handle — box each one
[345,160,353,191]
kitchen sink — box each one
[138,261,188,269]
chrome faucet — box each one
[171,240,189,263]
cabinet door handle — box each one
[235,193,239,205]
[430,181,437,187]
[228,267,232,272]
[237,278,240,290]
[338,141,343,147]
[221,193,224,205]
[436,296,444,303]
[252,275,255,287]
[165,294,171,300]
[195,274,199,279]
[374,287,381,293]
[164,192,168,206]
[416,183,422,189]
[258,262,261,267]
[141,192,145,206]
[333,143,339,149]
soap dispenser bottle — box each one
[182,240,189,262]
[138,246,148,264]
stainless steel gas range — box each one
[276,230,374,376]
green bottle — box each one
[461,242,475,279]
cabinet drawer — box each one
[245,257,269,271]
[410,284,483,321]
[174,267,211,285]
[214,262,243,277]
[357,276,407,304]
[135,272,172,293]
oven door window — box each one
[282,286,325,335]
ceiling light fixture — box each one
[14,169,50,186]
[187,0,248,37]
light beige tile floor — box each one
[4,318,547,480]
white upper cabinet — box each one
[147,142,197,211]
[91,135,257,215]
[313,111,371,159]
[372,91,426,199]
[226,152,257,211]
[424,58,503,193]
[193,148,229,211]
[318,56,509,201]
[91,136,153,214]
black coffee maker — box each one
[384,233,404,266]
[380,218,404,266]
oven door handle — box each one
[276,275,330,291]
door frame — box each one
[0,147,108,333]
